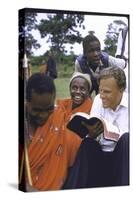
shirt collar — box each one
[115,92,128,111]
[120,92,128,107]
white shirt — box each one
[115,28,128,60]
[90,93,129,152]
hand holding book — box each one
[81,120,104,139]
[67,112,120,141]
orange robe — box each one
[28,106,81,191]
[57,97,92,125]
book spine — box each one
[18,8,27,192]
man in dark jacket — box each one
[75,34,126,97]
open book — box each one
[67,112,120,142]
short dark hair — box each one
[26,73,56,102]
[99,67,126,90]
[83,34,100,55]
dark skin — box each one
[86,40,101,66]
[27,91,55,128]
[70,77,90,110]
[25,91,55,192]
[82,120,104,139]
[85,40,102,82]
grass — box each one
[54,77,70,99]
[31,65,71,99]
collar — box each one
[115,92,128,111]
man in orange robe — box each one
[24,73,81,191]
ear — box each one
[120,87,125,93]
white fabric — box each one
[108,55,126,69]
[115,29,128,60]
[90,93,129,152]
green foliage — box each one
[55,78,70,99]
[103,20,127,56]
[19,10,40,58]
[31,65,71,99]
[30,55,47,66]
[37,13,85,56]
[30,53,76,78]
[57,63,74,78]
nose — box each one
[100,90,105,98]
[75,87,81,93]
[93,50,99,56]
[100,92,107,101]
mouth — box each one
[73,95,83,104]
[93,58,100,64]
[102,100,108,107]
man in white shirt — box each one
[63,66,129,189]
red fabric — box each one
[57,98,92,125]
[28,107,81,191]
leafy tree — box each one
[103,20,127,56]
[19,10,41,59]
[37,13,85,58]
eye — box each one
[72,86,77,90]
[81,88,86,92]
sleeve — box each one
[108,55,126,69]
[115,30,123,57]
[75,59,82,72]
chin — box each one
[102,104,108,108]
[93,60,100,65]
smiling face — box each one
[27,91,55,127]
[70,77,89,109]
[99,77,124,111]
[86,41,101,65]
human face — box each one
[70,77,89,109]
[27,91,55,127]
[86,41,101,65]
[99,77,123,111]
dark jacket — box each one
[76,52,109,94]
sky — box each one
[32,13,128,56]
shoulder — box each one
[51,106,65,125]
[120,92,128,108]
[108,55,126,69]
[56,98,71,109]
[93,94,101,103]
[92,94,103,108]
[76,54,84,60]
[90,94,103,115]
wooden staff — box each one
[19,53,32,186]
